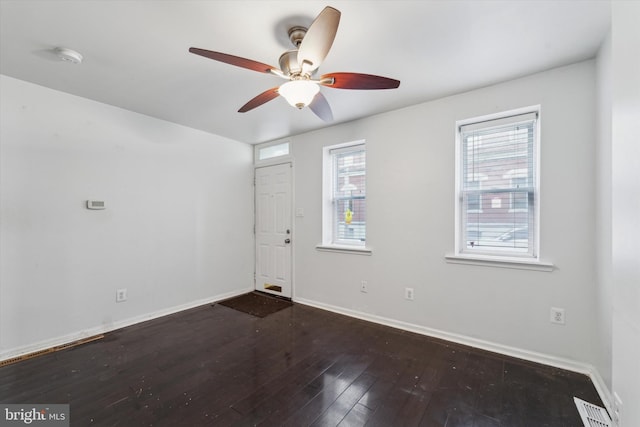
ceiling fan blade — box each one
[189,47,278,74]
[309,92,333,122]
[320,72,401,90]
[238,87,280,113]
[297,6,341,73]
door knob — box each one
[284,238,291,244]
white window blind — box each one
[458,110,538,258]
[331,144,366,244]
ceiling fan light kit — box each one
[189,6,400,121]
[279,80,320,109]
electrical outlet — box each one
[405,287,414,301]
[550,307,565,324]
[360,280,368,293]
[613,392,623,425]
[116,288,127,303]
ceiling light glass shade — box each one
[279,80,320,109]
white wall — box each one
[291,61,598,369]
[595,30,613,393]
[0,75,254,358]
[610,2,640,425]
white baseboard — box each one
[587,367,614,418]
[294,296,613,412]
[0,287,252,363]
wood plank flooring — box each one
[0,301,603,426]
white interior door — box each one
[255,163,292,298]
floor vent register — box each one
[574,397,613,427]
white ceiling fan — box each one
[189,6,400,122]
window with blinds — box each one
[331,144,366,244]
[457,109,539,258]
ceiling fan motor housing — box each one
[279,50,301,76]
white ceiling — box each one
[0,0,611,144]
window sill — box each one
[316,244,372,255]
[445,254,554,271]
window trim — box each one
[453,106,545,266]
[319,140,371,253]
[445,253,554,271]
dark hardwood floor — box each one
[0,300,603,426]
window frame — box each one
[254,139,291,166]
[317,140,371,255]
[451,106,548,268]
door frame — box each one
[254,161,294,299]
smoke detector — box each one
[54,47,83,64]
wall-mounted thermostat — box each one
[86,200,106,210]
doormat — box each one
[216,292,292,318]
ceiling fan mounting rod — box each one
[288,26,307,47]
